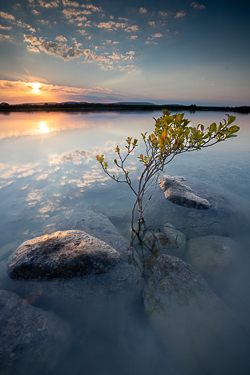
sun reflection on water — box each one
[39,121,50,134]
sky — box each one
[0,0,249,105]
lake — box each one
[0,110,250,375]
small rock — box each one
[0,290,71,374]
[185,235,236,278]
[159,175,210,209]
[162,223,186,257]
[8,230,121,279]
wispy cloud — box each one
[175,11,186,18]
[0,24,12,30]
[37,0,60,8]
[152,33,163,38]
[0,33,11,41]
[158,11,170,17]
[55,35,67,42]
[0,11,36,33]
[139,8,147,15]
[0,11,15,21]
[31,9,40,15]
[24,34,84,60]
[191,2,205,9]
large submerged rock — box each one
[185,235,236,278]
[0,290,71,374]
[29,209,130,256]
[7,210,143,317]
[8,230,121,279]
[143,255,247,374]
[159,175,210,209]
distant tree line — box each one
[0,102,249,113]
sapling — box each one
[96,110,239,233]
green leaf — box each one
[228,125,240,133]
[226,114,236,125]
[209,123,217,133]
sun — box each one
[32,82,41,94]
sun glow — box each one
[32,82,41,94]
[39,121,50,134]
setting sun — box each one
[32,82,41,94]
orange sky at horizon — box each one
[0,79,118,104]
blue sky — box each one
[0,0,249,105]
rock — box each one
[159,175,210,209]
[144,176,250,238]
[162,223,186,257]
[7,210,143,317]
[8,230,121,279]
[143,255,246,373]
[143,255,229,320]
[0,290,71,374]
[142,231,168,256]
[29,209,131,256]
[185,235,236,278]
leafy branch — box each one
[96,110,239,233]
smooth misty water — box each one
[0,110,250,375]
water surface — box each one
[0,110,250,375]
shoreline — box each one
[0,103,249,114]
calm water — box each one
[0,110,250,375]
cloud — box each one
[55,35,67,42]
[24,34,84,60]
[148,21,155,27]
[118,17,129,22]
[96,20,139,34]
[118,64,136,73]
[16,20,36,32]
[158,11,170,17]
[61,8,90,23]
[62,0,80,7]
[38,19,50,25]
[152,33,163,38]
[31,9,40,15]
[77,29,87,35]
[0,33,11,41]
[37,0,60,8]
[139,8,147,14]
[125,25,139,32]
[0,12,15,21]
[24,34,41,45]
[191,2,205,9]
[82,4,102,12]
[175,11,186,18]
[39,41,84,60]
[0,24,12,30]
[0,12,36,33]
[27,45,40,52]
[96,21,117,30]
[0,79,120,104]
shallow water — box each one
[0,110,250,375]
